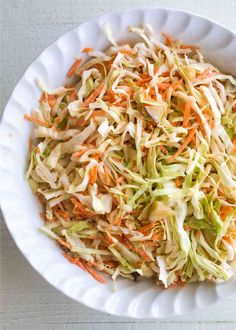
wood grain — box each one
[1,0,236,328]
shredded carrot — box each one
[112,195,119,206]
[89,166,98,184]
[64,254,86,271]
[39,92,46,102]
[152,233,163,241]
[104,60,113,72]
[67,58,82,78]
[136,247,151,262]
[157,82,171,90]
[83,83,104,107]
[172,79,183,90]
[179,44,200,50]
[122,236,133,249]
[196,229,201,239]
[40,212,46,221]
[72,150,87,158]
[184,224,191,231]
[120,49,135,55]
[162,32,173,46]
[161,89,168,101]
[71,198,95,217]
[47,94,58,109]
[28,136,33,151]
[169,127,197,162]
[64,254,105,283]
[82,47,94,53]
[117,176,126,184]
[138,222,158,233]
[103,89,116,103]
[194,113,205,135]
[68,89,78,102]
[217,190,224,197]
[82,262,106,284]
[233,135,236,146]
[58,239,72,250]
[24,114,50,128]
[141,241,159,246]
[175,177,183,188]
[135,77,152,86]
[114,216,122,226]
[191,67,218,84]
[159,145,168,155]
[220,205,233,221]
[104,165,111,186]
[55,209,70,221]
[182,101,191,128]
[140,73,150,79]
[90,110,106,118]
[104,260,119,268]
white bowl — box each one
[0,8,236,319]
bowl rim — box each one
[1,7,236,319]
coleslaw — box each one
[25,24,236,287]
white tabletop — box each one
[1,0,236,329]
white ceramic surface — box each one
[0,8,236,319]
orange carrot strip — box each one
[191,67,217,84]
[117,176,125,184]
[72,150,87,158]
[67,58,82,78]
[179,44,200,50]
[103,260,119,268]
[169,127,197,162]
[120,49,135,55]
[89,166,98,184]
[114,216,122,226]
[58,239,72,250]
[182,101,191,128]
[138,222,157,233]
[64,254,87,271]
[162,32,173,46]
[82,47,94,53]
[135,77,152,86]
[140,73,150,79]
[104,165,111,186]
[47,94,58,109]
[175,177,183,188]
[151,233,163,241]
[83,83,104,107]
[157,82,171,90]
[90,110,106,118]
[135,247,151,262]
[172,79,183,90]
[24,114,50,127]
[55,209,70,221]
[233,136,236,146]
[220,205,233,221]
[82,262,106,284]
[159,145,168,155]
[68,89,78,102]
[184,224,191,231]
[71,198,96,217]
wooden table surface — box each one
[1,0,236,329]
